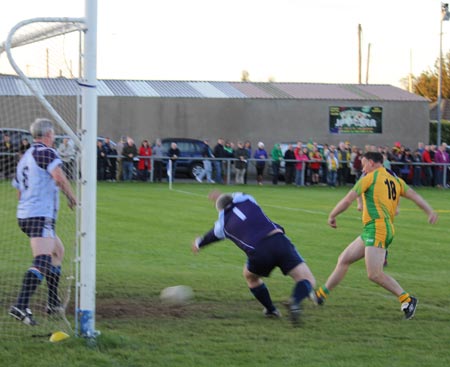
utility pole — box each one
[438,3,450,146]
[358,24,362,84]
[409,49,413,93]
[46,48,49,77]
[365,43,371,84]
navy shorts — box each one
[246,233,304,277]
[18,217,56,238]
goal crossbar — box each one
[0,18,86,54]
[1,17,86,148]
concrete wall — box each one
[98,97,429,150]
[0,95,429,150]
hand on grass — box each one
[192,237,201,254]
[328,216,337,228]
[428,212,438,224]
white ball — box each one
[160,285,194,305]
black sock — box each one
[250,283,275,312]
[46,265,61,306]
[16,270,42,310]
[292,279,312,306]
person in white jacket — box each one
[57,137,75,180]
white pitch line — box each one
[172,189,336,216]
[172,189,208,198]
[264,204,328,215]
[171,189,329,214]
[170,188,404,222]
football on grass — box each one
[160,285,194,305]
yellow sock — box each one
[398,292,411,304]
[317,286,330,299]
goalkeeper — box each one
[192,190,316,325]
[9,118,77,326]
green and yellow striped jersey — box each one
[353,167,409,225]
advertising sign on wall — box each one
[329,106,382,134]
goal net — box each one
[0,18,86,339]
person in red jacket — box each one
[309,146,322,185]
[421,145,433,187]
[138,139,152,181]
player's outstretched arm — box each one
[328,190,359,228]
[192,229,221,253]
[404,188,438,224]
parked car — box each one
[0,128,33,148]
[160,138,207,178]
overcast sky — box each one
[0,0,448,88]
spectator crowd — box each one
[1,132,449,188]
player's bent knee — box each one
[243,269,262,287]
[290,263,316,287]
[367,270,383,284]
[52,237,65,263]
[32,254,52,276]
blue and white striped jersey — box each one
[12,142,62,219]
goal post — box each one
[78,0,98,338]
[0,0,98,338]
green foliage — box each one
[413,51,450,101]
[2,183,449,367]
[429,120,450,144]
[413,70,438,100]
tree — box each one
[411,51,450,101]
[409,51,450,144]
[430,120,450,143]
[241,70,250,82]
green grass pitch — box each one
[1,182,449,367]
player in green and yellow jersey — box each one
[314,151,438,319]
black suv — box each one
[160,138,207,178]
[0,128,33,148]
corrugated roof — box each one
[147,81,203,98]
[103,79,136,96]
[210,82,246,98]
[124,80,159,97]
[229,82,275,98]
[0,77,20,95]
[96,80,115,96]
[39,78,81,96]
[357,84,428,102]
[256,83,293,99]
[188,82,228,98]
[0,75,429,102]
[275,83,376,100]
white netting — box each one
[0,20,83,339]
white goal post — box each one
[0,0,98,338]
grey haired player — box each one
[9,118,77,325]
